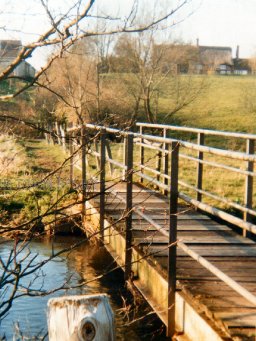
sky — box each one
[174,0,256,58]
[1,0,256,69]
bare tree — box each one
[109,33,207,124]
[0,0,192,337]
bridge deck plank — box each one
[89,182,256,340]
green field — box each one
[157,75,256,133]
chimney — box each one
[196,38,199,47]
[236,45,240,59]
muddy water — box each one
[0,237,167,340]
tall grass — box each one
[0,135,27,176]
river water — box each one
[0,237,167,340]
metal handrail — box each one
[68,124,256,161]
[70,123,256,224]
[62,122,256,333]
[136,122,256,140]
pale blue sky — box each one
[1,0,256,68]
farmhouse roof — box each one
[199,46,232,52]
[199,45,233,66]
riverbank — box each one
[0,138,78,238]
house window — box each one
[219,64,227,71]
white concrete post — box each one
[47,294,115,341]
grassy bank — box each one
[0,138,73,230]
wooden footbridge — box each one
[59,122,256,340]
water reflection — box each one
[0,237,167,340]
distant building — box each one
[154,41,236,75]
[0,40,36,79]
[232,46,252,75]
[198,45,233,74]
[153,43,200,75]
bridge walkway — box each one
[89,182,256,341]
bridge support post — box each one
[100,129,106,242]
[124,133,134,281]
[167,141,179,338]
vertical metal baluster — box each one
[122,135,127,181]
[81,126,86,219]
[100,129,106,242]
[196,132,204,202]
[139,126,144,183]
[167,141,179,337]
[124,133,134,281]
[244,138,254,237]
[163,128,169,196]
[69,132,74,189]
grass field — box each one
[156,75,256,133]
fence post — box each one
[100,129,106,242]
[196,132,204,202]
[124,133,134,281]
[139,125,144,183]
[69,132,74,189]
[244,138,254,236]
[60,124,66,151]
[55,121,62,145]
[81,126,86,219]
[167,141,179,338]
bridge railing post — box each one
[244,138,254,237]
[100,129,106,242]
[167,141,179,338]
[124,133,134,281]
[94,138,101,171]
[69,131,74,189]
[105,139,114,177]
[163,128,169,196]
[196,132,204,202]
[122,135,127,181]
[139,126,144,183]
[81,126,86,219]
